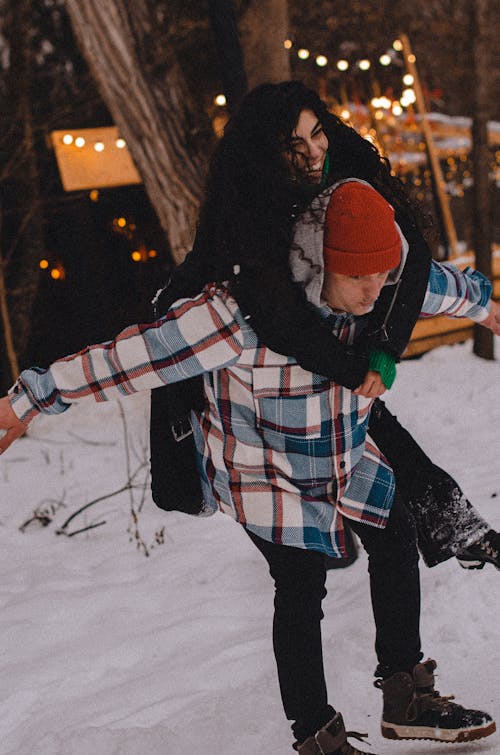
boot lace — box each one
[480,536,499,560]
[407,689,456,722]
[336,730,371,755]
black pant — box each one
[246,493,422,744]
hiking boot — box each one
[375,658,496,743]
[456,529,500,570]
[294,712,374,754]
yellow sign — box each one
[50,127,142,191]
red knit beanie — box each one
[323,182,402,275]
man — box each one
[0,181,498,754]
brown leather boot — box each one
[294,712,374,754]
[376,658,496,743]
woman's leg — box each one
[368,399,489,567]
[348,492,423,678]
[245,530,335,744]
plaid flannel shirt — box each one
[9,261,492,557]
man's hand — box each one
[353,370,387,398]
[0,396,28,454]
[480,300,500,336]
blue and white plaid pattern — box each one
[9,265,492,556]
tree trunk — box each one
[64,0,209,264]
[0,0,45,389]
[471,0,494,359]
[239,0,291,89]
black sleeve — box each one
[234,267,369,389]
[358,211,432,358]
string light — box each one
[358,59,371,70]
[283,39,293,49]
[379,54,391,66]
[403,73,414,86]
[297,48,310,60]
[62,134,73,145]
[315,55,328,67]
[89,189,99,202]
[401,88,417,105]
[214,94,227,107]
[393,39,403,51]
[116,138,126,149]
[392,103,403,116]
[117,217,127,228]
[337,59,349,71]
[39,259,49,269]
[407,53,416,63]
[340,109,351,121]
[94,142,105,152]
[148,249,158,258]
[131,251,142,262]
[74,136,85,148]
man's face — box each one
[286,108,329,183]
[322,270,390,315]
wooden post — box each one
[471,0,494,359]
[399,34,459,258]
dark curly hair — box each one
[194,80,418,286]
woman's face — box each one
[286,109,329,183]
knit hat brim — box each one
[323,239,402,275]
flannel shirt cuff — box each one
[8,380,41,424]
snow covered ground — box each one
[1,337,499,755]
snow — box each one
[1,338,500,755]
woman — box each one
[151,80,499,570]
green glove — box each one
[368,349,397,389]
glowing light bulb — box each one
[379,54,391,66]
[214,94,227,107]
[402,88,416,104]
[408,53,416,63]
[62,134,73,145]
[358,59,371,71]
[392,103,403,116]
[94,142,105,152]
[337,59,349,71]
[89,189,99,202]
[403,74,414,86]
[340,109,351,121]
[131,251,141,262]
[116,138,126,149]
[148,249,158,258]
[283,39,293,50]
[315,55,328,67]
[74,137,85,148]
[39,259,49,269]
[393,39,403,51]
[117,217,127,228]
[51,268,61,280]
[297,48,310,60]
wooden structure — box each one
[50,127,141,191]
